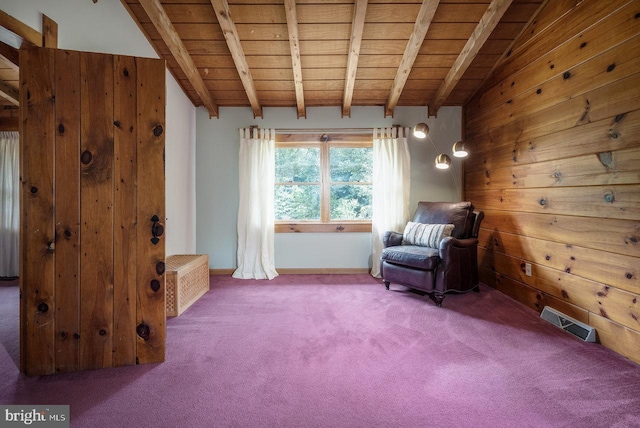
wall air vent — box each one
[540,306,597,342]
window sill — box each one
[275,222,372,233]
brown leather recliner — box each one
[380,201,484,306]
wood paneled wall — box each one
[464,0,640,364]
[19,46,166,375]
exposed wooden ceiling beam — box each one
[385,0,440,118]
[0,10,42,48]
[463,0,546,107]
[211,0,262,118]
[0,117,19,131]
[342,0,368,118]
[284,0,305,119]
[429,0,514,116]
[139,0,219,118]
[0,42,19,69]
[0,79,19,106]
[42,14,58,48]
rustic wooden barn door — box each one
[19,46,166,376]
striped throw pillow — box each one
[402,222,455,248]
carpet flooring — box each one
[1,275,640,427]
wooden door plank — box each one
[136,57,166,364]
[54,48,81,373]
[19,46,56,376]
[79,52,115,370]
[113,55,138,367]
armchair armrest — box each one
[438,236,478,262]
[383,231,403,248]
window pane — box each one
[275,185,320,220]
[330,184,372,220]
[330,147,373,182]
[275,148,320,183]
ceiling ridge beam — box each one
[211,0,263,118]
[284,0,306,119]
[139,0,219,118]
[384,0,440,118]
[429,0,514,117]
[342,0,368,118]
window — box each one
[274,134,372,233]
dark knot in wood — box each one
[156,261,165,276]
[606,63,616,72]
[604,192,615,203]
[153,125,163,137]
[80,150,93,165]
[563,71,571,80]
[99,329,107,336]
[37,302,49,313]
[58,124,65,134]
[30,186,38,194]
[539,198,547,206]
[136,323,150,340]
[150,279,161,292]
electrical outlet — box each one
[525,262,532,277]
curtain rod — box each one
[247,126,406,134]
[276,128,372,134]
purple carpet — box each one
[1,275,640,427]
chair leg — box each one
[383,281,390,290]
[430,293,444,307]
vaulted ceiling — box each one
[122,0,544,119]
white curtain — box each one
[0,132,19,277]
[370,127,411,278]
[233,128,278,280]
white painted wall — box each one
[0,1,463,268]
[196,106,463,270]
[0,0,197,254]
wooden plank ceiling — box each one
[122,0,543,118]
[0,1,544,120]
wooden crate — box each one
[165,254,210,317]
